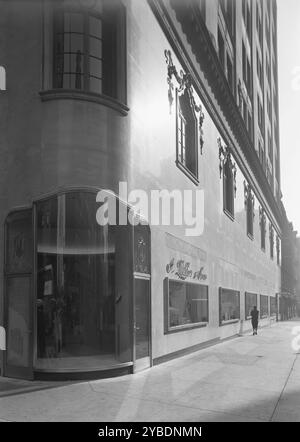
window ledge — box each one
[165,322,208,335]
[176,160,199,185]
[39,89,129,116]
[220,319,240,326]
[223,208,235,222]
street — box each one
[0,321,300,422]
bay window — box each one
[53,0,126,101]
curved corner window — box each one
[35,191,132,371]
[176,89,198,181]
[53,0,126,101]
[0,66,6,90]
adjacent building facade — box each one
[0,0,282,380]
[280,204,298,320]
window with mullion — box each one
[54,9,103,94]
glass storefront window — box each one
[260,295,269,318]
[270,296,277,317]
[245,292,258,319]
[219,288,240,324]
[166,279,208,332]
[36,192,132,370]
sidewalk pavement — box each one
[0,321,300,422]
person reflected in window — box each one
[251,306,259,335]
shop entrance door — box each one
[4,210,33,380]
[133,276,151,372]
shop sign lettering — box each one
[166,258,207,281]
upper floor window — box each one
[257,50,263,90]
[242,42,252,98]
[0,66,6,90]
[176,89,198,180]
[269,223,274,259]
[218,27,225,70]
[276,235,281,265]
[219,0,234,37]
[268,131,273,160]
[257,94,264,134]
[53,0,125,100]
[256,8,262,46]
[259,207,266,251]
[244,182,254,238]
[219,140,236,219]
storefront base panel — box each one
[153,335,242,367]
[34,363,133,381]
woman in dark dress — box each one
[251,306,259,335]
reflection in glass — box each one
[245,292,257,319]
[36,192,129,370]
[270,296,277,317]
[168,280,208,330]
[220,288,240,323]
[260,295,269,318]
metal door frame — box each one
[132,222,152,373]
[3,208,34,380]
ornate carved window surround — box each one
[218,138,237,221]
[164,49,205,184]
[148,0,282,230]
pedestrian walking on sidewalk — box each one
[251,306,259,335]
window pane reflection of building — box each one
[36,192,128,370]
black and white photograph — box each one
[0,0,300,428]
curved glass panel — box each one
[36,192,132,370]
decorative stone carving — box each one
[165,49,205,154]
[218,138,237,197]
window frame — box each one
[270,296,277,317]
[269,223,274,260]
[219,287,240,325]
[260,208,266,251]
[51,1,127,105]
[260,294,269,318]
[53,7,104,93]
[164,278,209,334]
[245,187,254,239]
[223,155,235,220]
[175,89,199,184]
[245,292,258,320]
